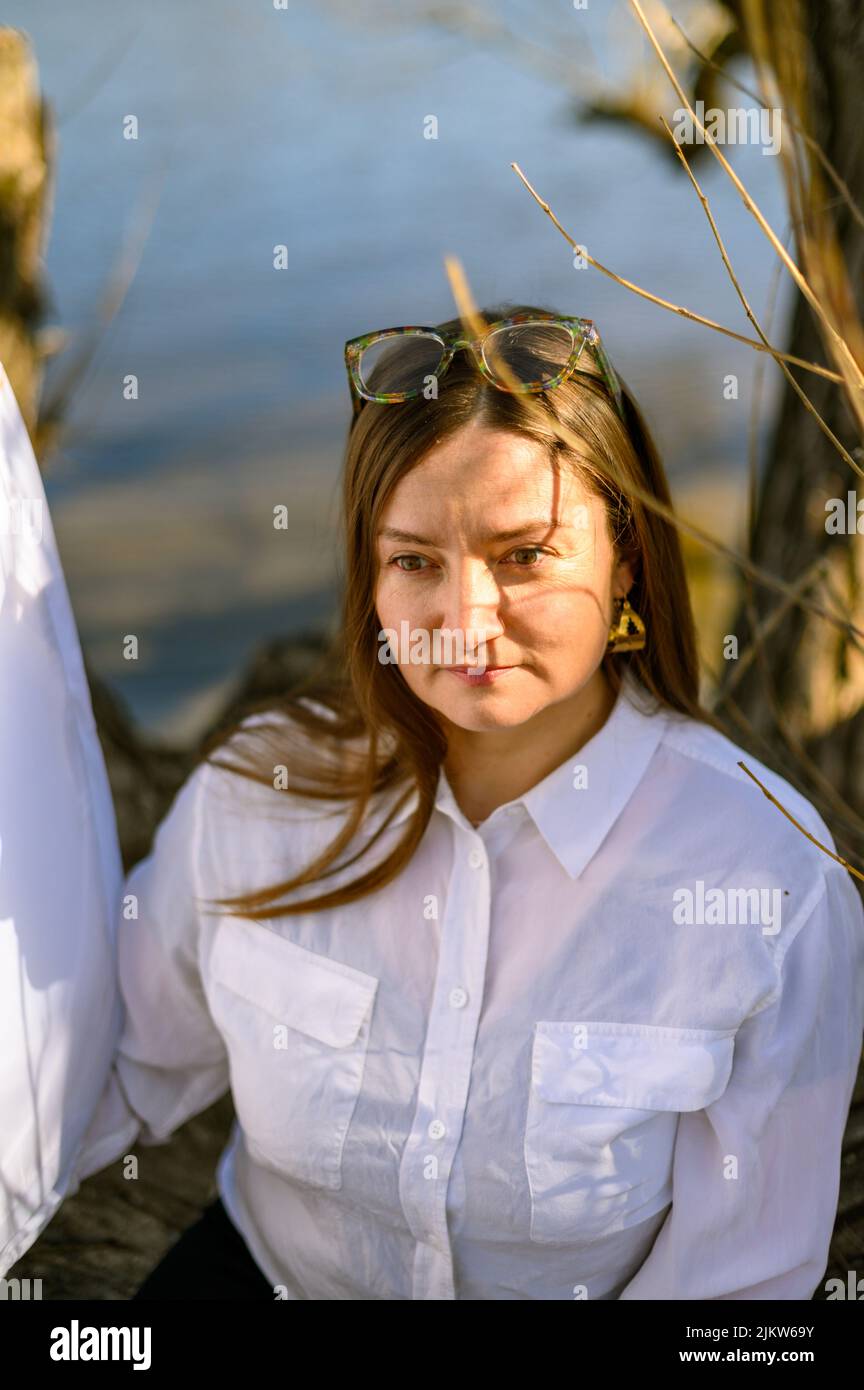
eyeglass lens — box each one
[357,321,584,398]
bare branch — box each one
[659,112,862,479]
[510,161,843,387]
[442,253,864,650]
[627,0,864,404]
[737,760,864,882]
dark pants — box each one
[131,1197,274,1300]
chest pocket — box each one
[207,919,379,1190]
[524,1020,735,1245]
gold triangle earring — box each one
[607,593,646,653]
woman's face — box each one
[374,421,635,734]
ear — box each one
[612,550,637,600]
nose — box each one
[437,557,505,651]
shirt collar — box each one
[384,668,669,879]
[518,669,669,879]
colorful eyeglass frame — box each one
[344,311,626,422]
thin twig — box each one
[715,558,829,701]
[627,0,864,401]
[659,113,862,479]
[509,161,842,387]
[744,0,864,442]
[737,761,864,882]
[667,9,864,235]
[745,225,788,550]
[37,157,170,459]
[706,678,864,859]
[54,28,141,125]
[443,254,864,650]
[738,560,864,842]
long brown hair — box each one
[199,301,723,920]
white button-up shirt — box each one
[0,365,124,1276]
[71,667,864,1300]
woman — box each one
[71,302,864,1300]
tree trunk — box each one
[0,28,52,442]
[722,0,864,872]
[720,0,864,1287]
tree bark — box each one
[723,0,864,869]
[0,28,52,442]
[720,0,864,1284]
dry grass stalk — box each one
[658,112,861,478]
[738,760,864,882]
[510,161,842,387]
[629,0,864,421]
[443,253,864,654]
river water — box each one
[5,0,791,738]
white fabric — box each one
[68,663,864,1299]
[0,365,123,1275]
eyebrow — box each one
[377,519,561,546]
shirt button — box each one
[468,848,484,868]
[449,986,468,1009]
[428,1119,446,1139]
[506,804,521,816]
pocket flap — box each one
[210,920,378,1048]
[532,1021,735,1111]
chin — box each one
[424,692,543,733]
[447,708,537,732]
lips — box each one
[441,663,517,684]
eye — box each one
[389,553,432,573]
[504,545,549,567]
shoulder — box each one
[196,697,340,810]
[187,699,365,890]
[657,707,830,845]
[651,703,845,944]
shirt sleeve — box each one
[618,862,864,1300]
[67,759,231,1190]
